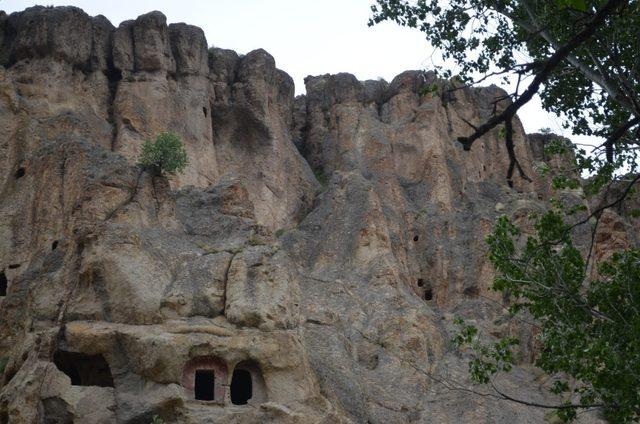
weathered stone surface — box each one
[208,47,239,85]
[161,251,231,319]
[225,246,302,330]
[112,20,135,73]
[2,6,94,67]
[209,48,317,230]
[169,23,208,76]
[132,11,174,73]
[0,6,633,424]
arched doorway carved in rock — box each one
[182,356,228,403]
[230,360,266,405]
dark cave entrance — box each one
[194,370,215,401]
[53,351,114,387]
[182,356,227,402]
[0,270,7,296]
[14,167,25,179]
[230,368,252,405]
[424,288,433,301]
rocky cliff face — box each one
[0,6,634,424]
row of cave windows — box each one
[418,278,433,301]
[412,235,434,302]
[0,222,448,305]
[1,268,433,302]
[52,351,258,406]
[194,368,252,404]
[2,273,434,306]
[0,234,446,305]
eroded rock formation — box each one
[0,6,635,423]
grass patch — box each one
[247,237,265,246]
[314,169,329,192]
[196,242,245,255]
[196,242,220,255]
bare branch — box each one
[457,0,627,151]
[490,381,605,410]
[568,173,640,231]
[505,118,532,185]
[603,117,640,162]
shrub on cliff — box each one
[138,132,188,176]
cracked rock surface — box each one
[0,6,636,423]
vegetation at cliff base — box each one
[138,132,188,176]
[371,0,640,421]
[453,213,640,422]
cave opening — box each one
[424,288,433,301]
[105,67,122,85]
[53,351,114,387]
[52,240,59,250]
[230,369,252,405]
[464,286,479,297]
[182,356,228,403]
[413,235,419,242]
[14,167,25,179]
[417,278,424,287]
[0,270,7,296]
[194,370,215,401]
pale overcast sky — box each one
[3,0,595,143]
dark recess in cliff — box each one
[53,351,114,387]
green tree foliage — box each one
[451,193,640,422]
[138,132,188,176]
[370,0,639,178]
[370,0,640,421]
[480,213,640,422]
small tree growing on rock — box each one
[138,132,188,176]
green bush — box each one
[138,132,188,176]
[313,169,329,192]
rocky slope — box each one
[0,6,635,423]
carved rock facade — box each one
[0,6,634,423]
